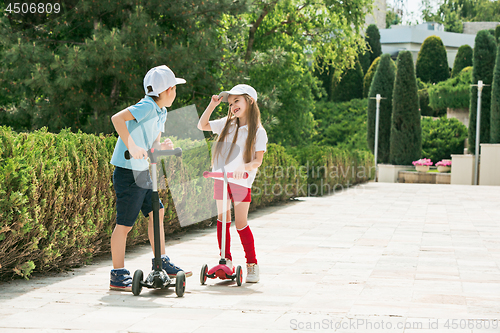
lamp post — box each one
[471,80,487,185]
[370,94,385,182]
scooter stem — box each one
[220,171,229,264]
[151,163,162,272]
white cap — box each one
[219,84,257,103]
[143,65,186,97]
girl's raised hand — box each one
[210,95,223,107]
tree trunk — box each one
[244,1,279,62]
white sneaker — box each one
[224,259,233,271]
[245,263,259,283]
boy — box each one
[109,65,192,291]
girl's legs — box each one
[111,224,133,269]
[216,199,232,261]
[234,202,257,264]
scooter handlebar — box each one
[203,171,249,179]
[124,147,182,160]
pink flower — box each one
[412,158,433,166]
[436,160,452,167]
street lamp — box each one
[370,94,385,182]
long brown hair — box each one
[213,94,261,166]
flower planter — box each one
[437,166,451,173]
[415,165,430,172]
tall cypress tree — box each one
[469,30,496,154]
[390,51,422,165]
[451,44,473,78]
[416,35,450,84]
[363,56,381,98]
[491,43,500,143]
[367,54,396,163]
[365,24,382,64]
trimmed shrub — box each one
[416,35,450,84]
[417,79,435,117]
[451,45,473,78]
[332,60,364,102]
[313,98,369,152]
[491,43,500,143]
[366,24,382,64]
[288,145,374,197]
[359,46,372,75]
[390,51,422,165]
[428,66,472,111]
[421,117,468,163]
[367,54,396,163]
[469,30,496,154]
[363,56,381,98]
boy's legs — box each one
[111,224,133,269]
[147,207,166,255]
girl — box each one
[197,84,268,283]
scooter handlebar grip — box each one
[203,171,249,179]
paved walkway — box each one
[1,183,500,333]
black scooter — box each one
[124,147,185,297]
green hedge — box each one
[0,127,373,280]
[421,117,468,164]
[428,67,472,111]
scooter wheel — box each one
[132,270,143,296]
[175,271,186,297]
[236,265,243,286]
[200,264,208,285]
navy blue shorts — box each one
[113,166,164,227]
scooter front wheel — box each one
[132,270,143,296]
[175,271,186,297]
[200,264,208,285]
[236,265,243,286]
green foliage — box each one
[331,60,364,102]
[428,66,472,110]
[365,24,382,65]
[451,45,473,77]
[390,51,422,165]
[421,117,468,163]
[0,0,248,134]
[359,48,372,75]
[416,36,450,84]
[287,145,374,196]
[312,99,369,152]
[417,79,435,117]
[363,57,380,98]
[469,30,496,154]
[367,54,396,163]
[491,43,500,143]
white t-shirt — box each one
[209,116,268,188]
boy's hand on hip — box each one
[129,145,148,159]
[160,138,174,150]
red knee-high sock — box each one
[237,225,257,264]
[217,220,232,260]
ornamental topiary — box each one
[416,35,450,84]
[491,42,500,143]
[363,56,380,98]
[367,54,396,163]
[390,51,422,165]
[421,117,468,163]
[451,44,473,78]
[469,30,496,154]
[365,24,382,64]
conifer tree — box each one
[451,44,473,78]
[491,42,500,143]
[331,60,364,102]
[416,35,450,84]
[390,51,422,165]
[363,57,380,98]
[367,54,396,163]
[469,30,496,154]
[365,24,382,64]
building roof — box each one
[380,26,476,48]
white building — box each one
[380,23,476,68]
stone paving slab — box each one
[1,182,500,332]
